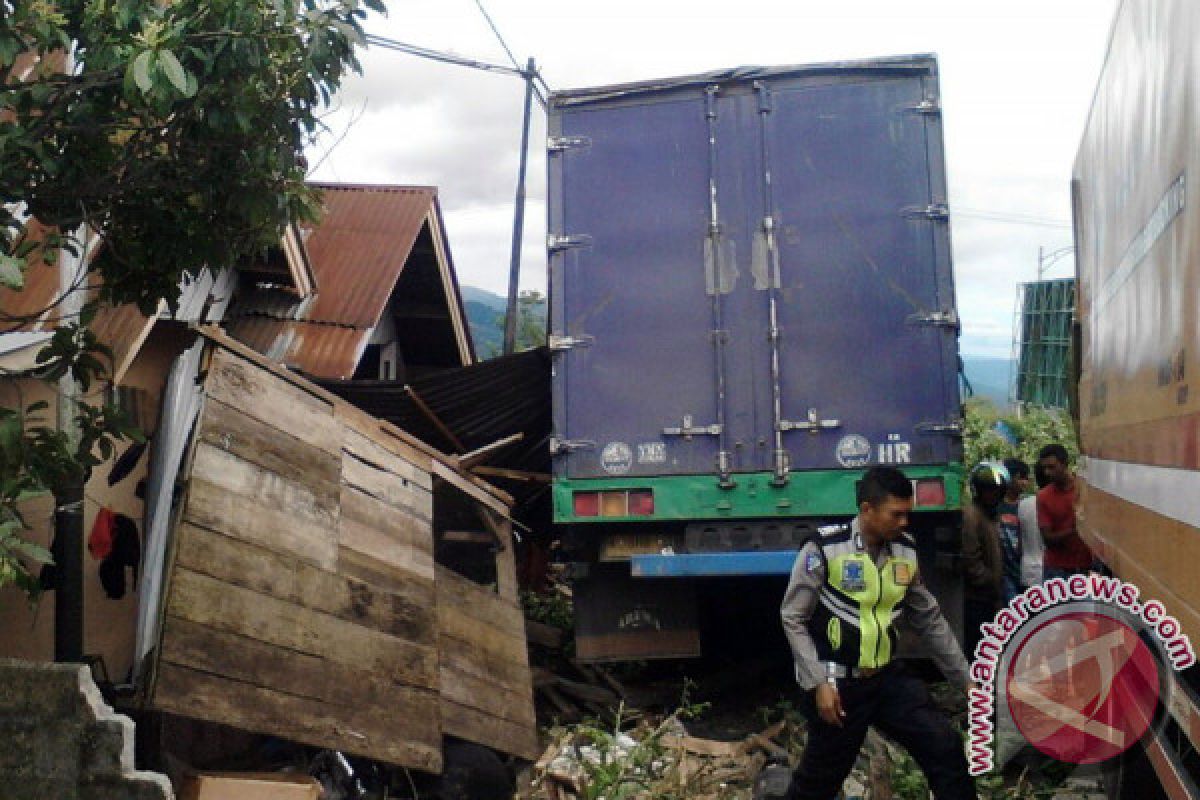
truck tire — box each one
[433,741,512,800]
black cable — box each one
[363,34,525,78]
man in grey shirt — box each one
[780,466,975,800]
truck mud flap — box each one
[574,564,701,662]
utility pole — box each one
[54,231,88,663]
[503,58,536,356]
[1037,245,1075,280]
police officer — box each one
[780,466,975,800]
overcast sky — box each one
[308,0,1119,359]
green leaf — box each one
[132,50,156,94]
[0,253,25,290]
[158,49,190,95]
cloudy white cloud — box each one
[308,0,1117,358]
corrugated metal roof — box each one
[302,184,436,327]
[224,316,368,380]
[319,346,551,479]
[225,183,468,380]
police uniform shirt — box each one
[780,516,971,690]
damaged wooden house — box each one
[0,183,538,793]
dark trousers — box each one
[789,664,975,800]
[963,595,998,661]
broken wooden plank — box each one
[456,433,524,469]
[195,396,341,509]
[538,685,580,720]
[470,465,552,483]
[440,699,541,761]
[203,347,339,455]
[159,617,437,716]
[184,444,337,570]
[662,735,745,759]
[551,675,619,707]
[341,450,433,514]
[155,663,442,772]
[173,522,434,645]
[339,487,434,582]
[435,567,525,637]
[471,506,519,603]
[441,529,495,544]
[404,385,466,453]
[439,632,534,696]
[165,568,437,688]
[335,400,434,475]
[439,663,535,728]
[524,619,566,649]
[432,458,509,516]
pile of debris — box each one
[529,713,798,800]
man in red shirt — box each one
[1036,443,1093,580]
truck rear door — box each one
[550,60,960,482]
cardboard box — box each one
[178,772,322,800]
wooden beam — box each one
[403,384,466,453]
[471,465,552,483]
[441,530,495,545]
[457,433,524,470]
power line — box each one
[363,34,525,78]
[472,0,520,72]
[955,207,1072,229]
[470,0,550,106]
[363,31,547,110]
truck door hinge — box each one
[905,98,941,115]
[916,421,964,436]
[779,408,842,433]
[548,135,592,153]
[906,309,959,329]
[548,333,594,352]
[902,204,950,222]
[550,436,596,456]
[662,414,722,438]
[548,234,593,253]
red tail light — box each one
[915,478,946,508]
[627,490,655,516]
[573,491,599,517]
[572,489,655,517]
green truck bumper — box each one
[553,465,963,524]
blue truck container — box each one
[547,56,965,661]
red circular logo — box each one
[1006,611,1161,764]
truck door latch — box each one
[550,436,596,455]
[548,334,594,352]
[548,135,592,153]
[906,309,959,329]
[905,98,941,115]
[548,234,593,253]
[663,414,722,438]
[901,204,950,222]
[916,421,964,436]
[779,408,842,433]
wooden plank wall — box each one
[152,347,444,772]
[436,513,539,760]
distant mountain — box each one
[961,355,1014,408]
[461,286,507,310]
[461,286,545,358]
